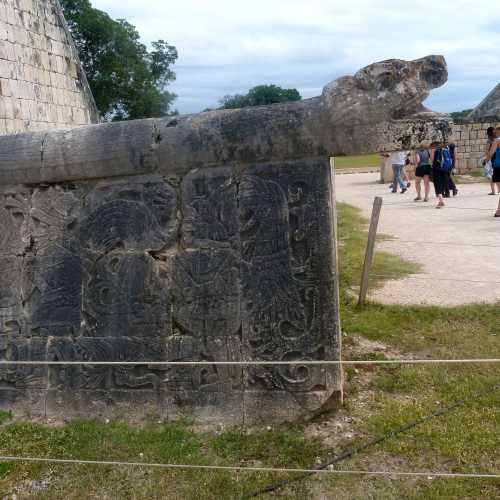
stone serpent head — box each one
[321,55,448,124]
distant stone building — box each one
[0,0,98,135]
[451,82,500,173]
[468,83,500,122]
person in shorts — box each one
[414,146,432,201]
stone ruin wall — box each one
[380,120,494,181]
[451,121,497,173]
[0,121,342,424]
[0,0,98,134]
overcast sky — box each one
[93,0,500,115]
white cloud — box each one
[92,0,500,113]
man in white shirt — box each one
[390,150,409,193]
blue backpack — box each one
[436,147,453,172]
[494,147,500,168]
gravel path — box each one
[335,172,500,305]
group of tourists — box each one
[387,126,500,216]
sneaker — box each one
[407,182,411,188]
[414,196,422,201]
[424,198,429,202]
[392,189,397,193]
[401,188,407,194]
[453,189,458,197]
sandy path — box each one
[334,172,500,305]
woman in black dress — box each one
[431,142,448,209]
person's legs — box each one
[448,174,458,196]
[490,181,498,195]
[391,165,398,192]
[443,173,451,198]
[496,183,500,216]
[423,175,430,201]
[434,170,445,207]
[403,168,411,187]
[415,177,422,200]
[394,165,406,192]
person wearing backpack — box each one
[431,142,453,209]
[486,126,500,217]
[414,146,432,201]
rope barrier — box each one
[247,381,500,497]
[0,359,499,366]
[0,456,498,480]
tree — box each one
[60,0,178,120]
[450,109,473,121]
[219,85,301,109]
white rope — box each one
[0,456,498,479]
[0,359,499,366]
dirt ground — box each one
[334,172,500,305]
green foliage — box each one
[60,0,178,120]
[450,109,473,121]
[219,84,301,109]
[334,153,380,169]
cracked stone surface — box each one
[0,159,341,423]
[0,56,453,423]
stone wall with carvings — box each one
[0,0,98,134]
[0,55,454,423]
[0,123,342,423]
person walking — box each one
[484,127,498,195]
[414,146,432,201]
[431,142,452,209]
[444,143,458,198]
[486,126,500,217]
[390,150,409,194]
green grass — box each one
[0,203,498,499]
[337,202,420,302]
[334,153,380,169]
[0,420,323,499]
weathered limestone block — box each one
[0,0,98,134]
[0,55,452,186]
[469,83,500,121]
[0,56,454,423]
[0,158,339,423]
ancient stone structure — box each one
[0,55,452,423]
[468,83,500,122]
[448,83,500,173]
[451,121,496,173]
[0,0,98,134]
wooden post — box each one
[358,196,383,306]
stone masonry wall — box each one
[0,121,342,424]
[452,121,497,173]
[0,0,98,134]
